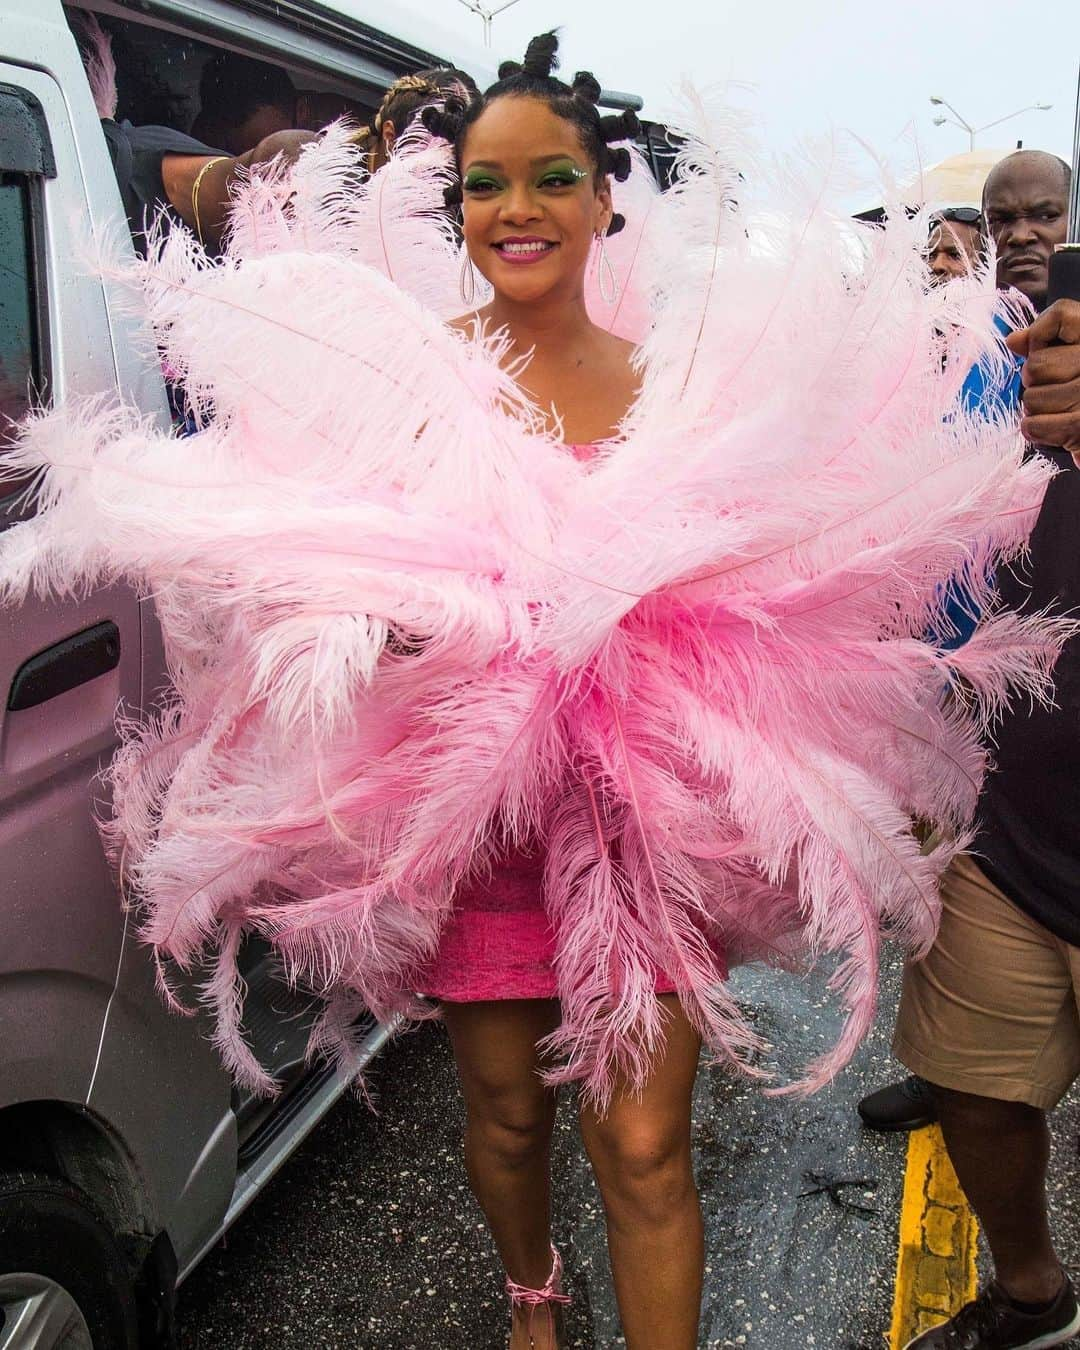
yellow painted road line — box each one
[889,1124,979,1349]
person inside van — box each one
[74,13,313,254]
[190,51,374,152]
[189,51,298,155]
[102,120,314,254]
[75,13,479,248]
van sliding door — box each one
[0,56,236,1272]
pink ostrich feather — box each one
[75,12,118,122]
[0,96,1072,1108]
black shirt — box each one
[975,450,1080,946]
[101,119,222,252]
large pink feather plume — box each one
[0,97,1072,1108]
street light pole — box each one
[929,95,1052,149]
[454,0,524,47]
[1046,63,1079,311]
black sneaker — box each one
[903,1276,1080,1348]
[858,1075,938,1132]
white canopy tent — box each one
[854,147,1014,220]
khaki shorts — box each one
[895,851,1080,1110]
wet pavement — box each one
[177,949,1080,1349]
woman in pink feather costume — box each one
[0,29,1072,1349]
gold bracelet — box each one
[190,156,230,245]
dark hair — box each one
[365,67,480,143]
[422,32,639,236]
[197,52,296,126]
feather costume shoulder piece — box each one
[0,107,1067,1106]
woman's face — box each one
[459,95,613,306]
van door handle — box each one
[7,621,122,711]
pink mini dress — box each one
[420,841,682,1002]
[419,442,695,1003]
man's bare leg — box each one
[935,1086,1064,1304]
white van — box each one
[0,4,491,1347]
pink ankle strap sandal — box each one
[505,1245,571,1347]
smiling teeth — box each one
[500,241,552,254]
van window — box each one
[67,8,376,156]
[0,82,52,513]
[0,173,41,439]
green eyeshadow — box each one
[538,161,588,184]
[463,170,504,191]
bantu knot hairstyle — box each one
[423,31,640,236]
[496,31,560,82]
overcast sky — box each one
[361,0,1078,184]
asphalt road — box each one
[177,949,1080,1349]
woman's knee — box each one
[466,1090,555,1171]
[582,1116,695,1219]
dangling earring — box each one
[460,248,477,307]
[595,229,619,305]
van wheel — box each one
[0,1171,138,1349]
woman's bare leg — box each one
[443,998,563,1349]
[579,995,704,1350]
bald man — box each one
[985,149,1071,311]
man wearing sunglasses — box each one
[928,205,984,285]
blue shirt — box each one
[932,312,1024,650]
[958,312,1024,419]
